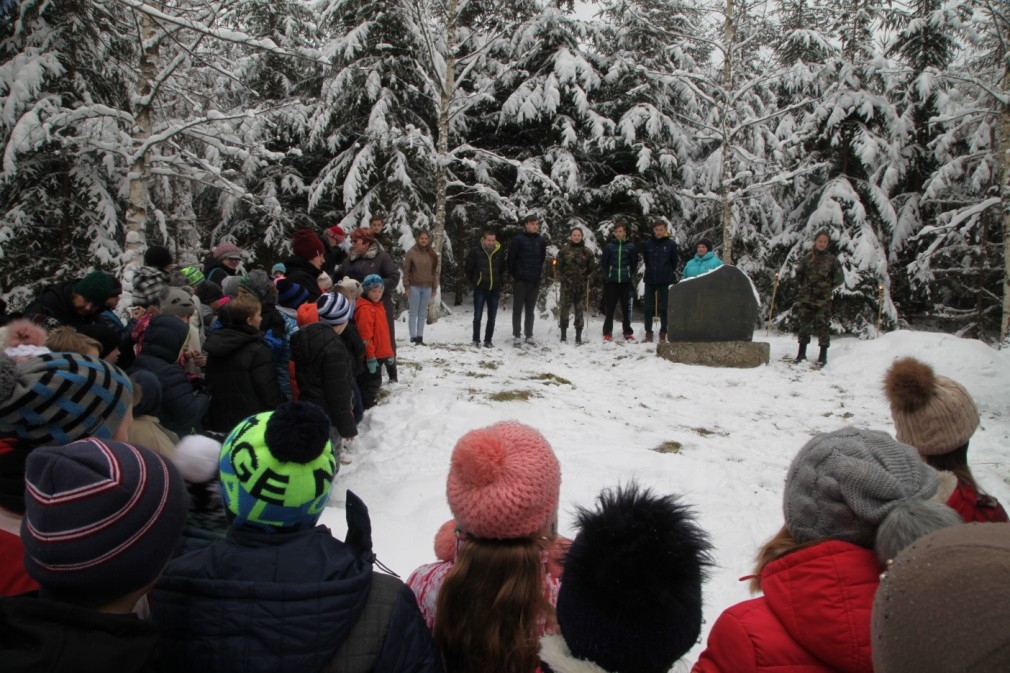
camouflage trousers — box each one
[559,284,587,330]
[796,301,832,347]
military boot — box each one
[560,327,567,343]
[794,343,807,363]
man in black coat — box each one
[507,213,547,347]
[641,220,679,343]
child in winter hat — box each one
[1,319,49,361]
[540,483,713,673]
[276,278,310,310]
[883,356,1007,522]
[159,287,196,319]
[19,438,188,607]
[317,292,352,326]
[693,427,960,673]
[0,352,133,512]
[871,522,1010,673]
[218,402,337,532]
[407,422,562,673]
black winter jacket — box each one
[22,280,98,330]
[282,257,324,303]
[203,324,285,433]
[290,323,357,439]
[601,239,638,284]
[507,231,547,283]
[0,593,168,673]
[642,235,679,285]
[341,320,367,377]
[151,499,443,673]
[464,241,506,292]
[130,315,209,437]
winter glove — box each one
[387,356,396,367]
[367,357,378,374]
[263,329,283,354]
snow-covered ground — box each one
[320,305,1010,663]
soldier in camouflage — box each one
[794,231,844,366]
[556,226,595,344]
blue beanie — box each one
[362,274,384,292]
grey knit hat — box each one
[783,427,939,547]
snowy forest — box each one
[1,0,1008,342]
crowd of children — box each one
[0,230,1007,673]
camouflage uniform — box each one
[556,240,594,331]
[795,248,844,347]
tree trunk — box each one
[429,0,457,324]
[124,10,160,284]
[720,0,735,265]
[1000,66,1010,345]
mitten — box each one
[367,357,378,374]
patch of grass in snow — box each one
[478,360,499,370]
[489,389,540,402]
[529,372,572,386]
[692,427,728,437]
[464,371,491,378]
[652,441,683,454]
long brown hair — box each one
[749,524,820,593]
[433,537,555,673]
[924,442,979,491]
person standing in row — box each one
[641,220,679,343]
[681,237,722,279]
[465,230,505,347]
[600,222,637,342]
[403,230,439,346]
[339,228,400,381]
[556,225,594,345]
[508,213,547,348]
[793,230,843,366]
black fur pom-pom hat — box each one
[540,483,714,673]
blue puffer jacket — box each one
[601,239,638,283]
[507,231,547,282]
[130,315,208,437]
[151,495,443,673]
[682,251,724,279]
[642,235,679,285]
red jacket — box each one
[354,298,393,360]
[946,478,1009,523]
[692,540,878,673]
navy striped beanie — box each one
[21,439,188,604]
[0,352,133,447]
[316,292,351,326]
[277,278,310,309]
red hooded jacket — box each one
[692,540,879,673]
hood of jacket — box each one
[203,324,262,358]
[153,525,373,673]
[761,540,878,673]
[141,314,189,364]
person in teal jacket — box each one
[682,238,723,279]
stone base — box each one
[657,340,770,368]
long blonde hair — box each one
[749,524,819,593]
[433,537,555,673]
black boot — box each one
[575,328,582,345]
[794,343,807,363]
[560,327,567,343]
[817,345,828,367]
